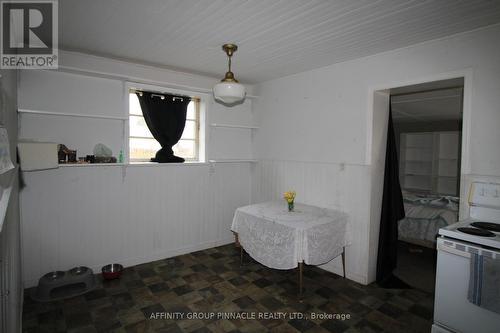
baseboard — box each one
[319,260,368,285]
[23,237,235,288]
[116,237,235,269]
[319,265,368,285]
[23,238,369,288]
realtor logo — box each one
[1,0,58,68]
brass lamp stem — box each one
[221,44,239,83]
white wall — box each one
[19,70,124,156]
[20,163,251,287]
[252,160,372,283]
[19,51,256,287]
[252,24,500,284]
[208,99,254,160]
[19,54,256,161]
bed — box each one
[398,191,459,249]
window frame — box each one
[125,82,205,164]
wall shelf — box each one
[208,159,258,163]
[404,160,432,163]
[400,131,460,196]
[209,123,258,164]
[405,187,432,192]
[18,108,128,121]
[58,163,126,168]
[210,123,259,129]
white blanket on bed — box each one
[404,203,458,225]
[398,195,458,247]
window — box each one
[129,91,200,161]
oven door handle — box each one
[438,243,471,258]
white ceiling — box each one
[59,0,500,83]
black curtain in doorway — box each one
[136,92,190,163]
[376,101,408,288]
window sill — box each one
[58,163,127,168]
[128,161,208,167]
[56,160,258,168]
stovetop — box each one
[470,221,500,232]
[456,227,496,237]
[438,182,500,249]
[439,218,500,249]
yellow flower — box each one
[283,190,296,201]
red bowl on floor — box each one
[101,264,123,280]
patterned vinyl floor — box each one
[22,244,434,333]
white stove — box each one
[439,218,500,249]
[432,182,500,333]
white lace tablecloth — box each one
[231,201,351,270]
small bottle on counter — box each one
[118,150,124,163]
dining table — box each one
[231,201,351,298]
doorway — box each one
[392,78,464,293]
[373,77,465,293]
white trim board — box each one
[365,68,472,175]
[365,69,472,283]
[0,168,16,233]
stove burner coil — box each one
[457,227,496,237]
[470,222,500,233]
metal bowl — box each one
[43,271,65,280]
[101,264,124,280]
[69,266,89,275]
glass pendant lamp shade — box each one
[213,44,246,104]
[213,81,246,104]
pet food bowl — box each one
[69,266,89,275]
[33,267,95,302]
[43,271,65,280]
[101,264,123,280]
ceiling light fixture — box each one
[213,43,246,104]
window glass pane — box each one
[130,138,160,160]
[130,115,153,138]
[181,120,196,140]
[129,92,200,161]
[129,93,142,115]
[186,101,196,120]
[173,140,196,159]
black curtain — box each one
[136,92,190,163]
[376,102,407,288]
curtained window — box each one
[129,91,200,162]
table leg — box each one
[341,247,346,278]
[298,261,304,301]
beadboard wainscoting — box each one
[0,169,21,333]
[252,159,372,284]
[20,163,252,288]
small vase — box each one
[288,201,294,212]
